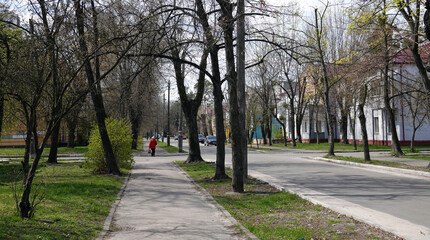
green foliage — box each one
[272,127,284,139]
[0,163,126,239]
[158,141,184,153]
[84,117,134,173]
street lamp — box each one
[167,80,171,146]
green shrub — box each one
[84,117,134,173]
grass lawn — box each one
[178,162,400,240]
[158,141,185,153]
[266,142,394,151]
[326,155,430,172]
[401,154,430,162]
[0,146,88,156]
[0,162,126,240]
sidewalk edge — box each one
[173,162,259,240]
[314,157,430,178]
[97,169,132,240]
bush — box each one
[84,117,134,173]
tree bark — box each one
[47,122,60,163]
[340,110,348,145]
[349,113,357,150]
[383,59,403,157]
[66,118,76,148]
[358,85,370,161]
[237,0,247,182]
[217,0,244,192]
[289,101,296,147]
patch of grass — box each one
[0,146,88,156]
[264,142,430,152]
[401,154,430,162]
[326,155,430,172]
[178,161,400,240]
[158,141,185,153]
[267,142,394,151]
[249,147,278,151]
[0,162,126,240]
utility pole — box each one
[237,0,247,181]
[178,104,183,152]
[162,93,165,142]
[167,81,171,146]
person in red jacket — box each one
[148,137,157,156]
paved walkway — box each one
[102,147,251,240]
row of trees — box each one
[2,0,430,218]
[244,0,430,164]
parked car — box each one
[174,134,187,140]
[198,134,205,143]
[204,136,217,146]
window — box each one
[373,117,379,134]
[303,121,308,133]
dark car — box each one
[204,136,217,146]
[198,134,205,143]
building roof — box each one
[392,43,430,64]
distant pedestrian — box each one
[149,137,157,156]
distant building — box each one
[275,44,430,146]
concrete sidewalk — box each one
[101,149,251,240]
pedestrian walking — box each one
[149,137,157,156]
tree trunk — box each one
[296,115,303,143]
[410,129,416,153]
[382,2,403,157]
[217,0,244,192]
[172,46,207,163]
[195,0,228,179]
[289,101,296,147]
[74,0,121,175]
[315,9,334,155]
[349,113,357,150]
[384,66,403,157]
[340,110,348,145]
[268,120,272,146]
[0,96,4,138]
[358,85,370,161]
[19,148,43,218]
[201,113,208,137]
[130,108,141,150]
[47,122,60,163]
[237,0,247,182]
[315,114,320,144]
[261,124,267,144]
[66,118,76,148]
[184,110,204,163]
[208,117,214,136]
[213,80,228,179]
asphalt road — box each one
[173,140,430,240]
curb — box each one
[97,169,132,240]
[314,157,430,178]
[173,162,259,240]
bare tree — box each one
[358,84,371,161]
[172,47,208,163]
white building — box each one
[279,46,430,146]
